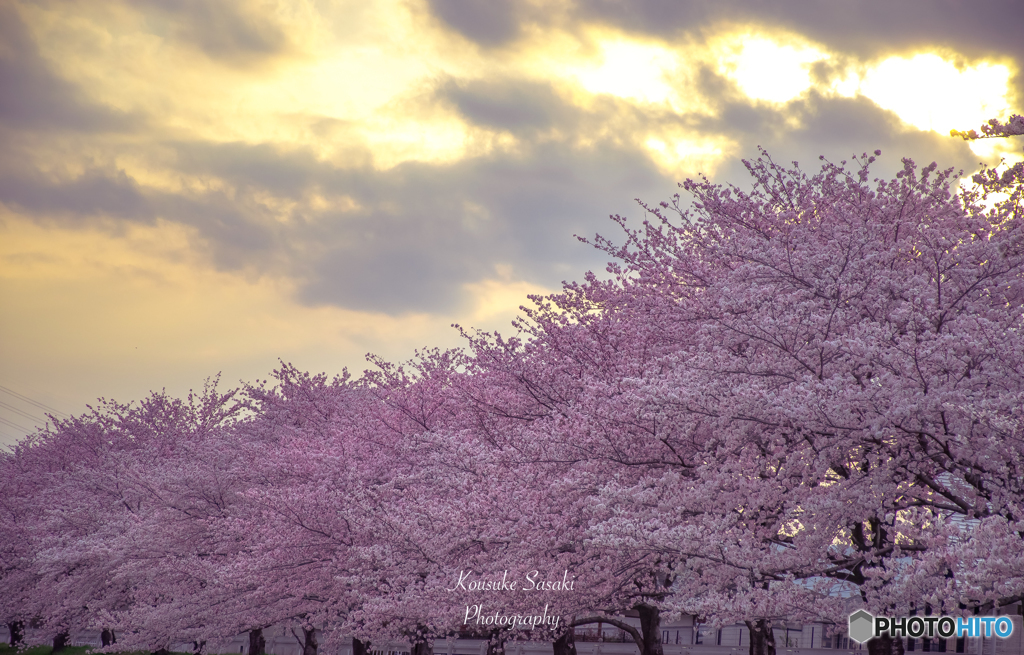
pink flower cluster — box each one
[950,114,1024,140]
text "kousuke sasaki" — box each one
[446,570,576,592]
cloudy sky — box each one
[1,0,1021,446]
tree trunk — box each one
[249,628,266,655]
[353,638,371,655]
[553,628,577,655]
[52,631,70,654]
[636,605,664,655]
[193,640,207,654]
[485,629,506,655]
[8,621,25,648]
[868,635,905,655]
[411,640,433,655]
[302,627,318,655]
[102,629,113,647]
[745,620,775,655]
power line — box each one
[0,400,48,424]
[0,416,31,433]
[0,385,70,418]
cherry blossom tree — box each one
[0,381,246,652]
[106,364,457,655]
[952,114,1023,215]
[283,138,1021,655]
[1,402,152,650]
[431,142,1024,655]
[1,440,46,648]
[573,148,1023,649]
[92,367,383,654]
[7,127,1024,655]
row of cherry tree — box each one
[2,117,1024,655]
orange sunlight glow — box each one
[857,53,1012,137]
[572,37,679,104]
[715,33,828,104]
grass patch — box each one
[0,646,227,655]
[0,646,92,655]
[0,643,219,655]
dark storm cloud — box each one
[677,91,980,205]
[172,141,324,197]
[0,88,983,317]
[0,5,134,131]
[0,124,667,315]
[224,99,977,316]
[439,78,569,133]
[156,191,277,268]
[179,138,667,314]
[0,167,151,219]
[0,0,996,322]
[782,93,974,167]
[430,0,1024,100]
[137,0,288,61]
[0,139,280,272]
[426,0,522,47]
[303,230,472,314]
[576,0,1024,61]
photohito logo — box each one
[848,610,1015,644]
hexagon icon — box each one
[849,609,875,643]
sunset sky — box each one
[1,0,1022,446]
